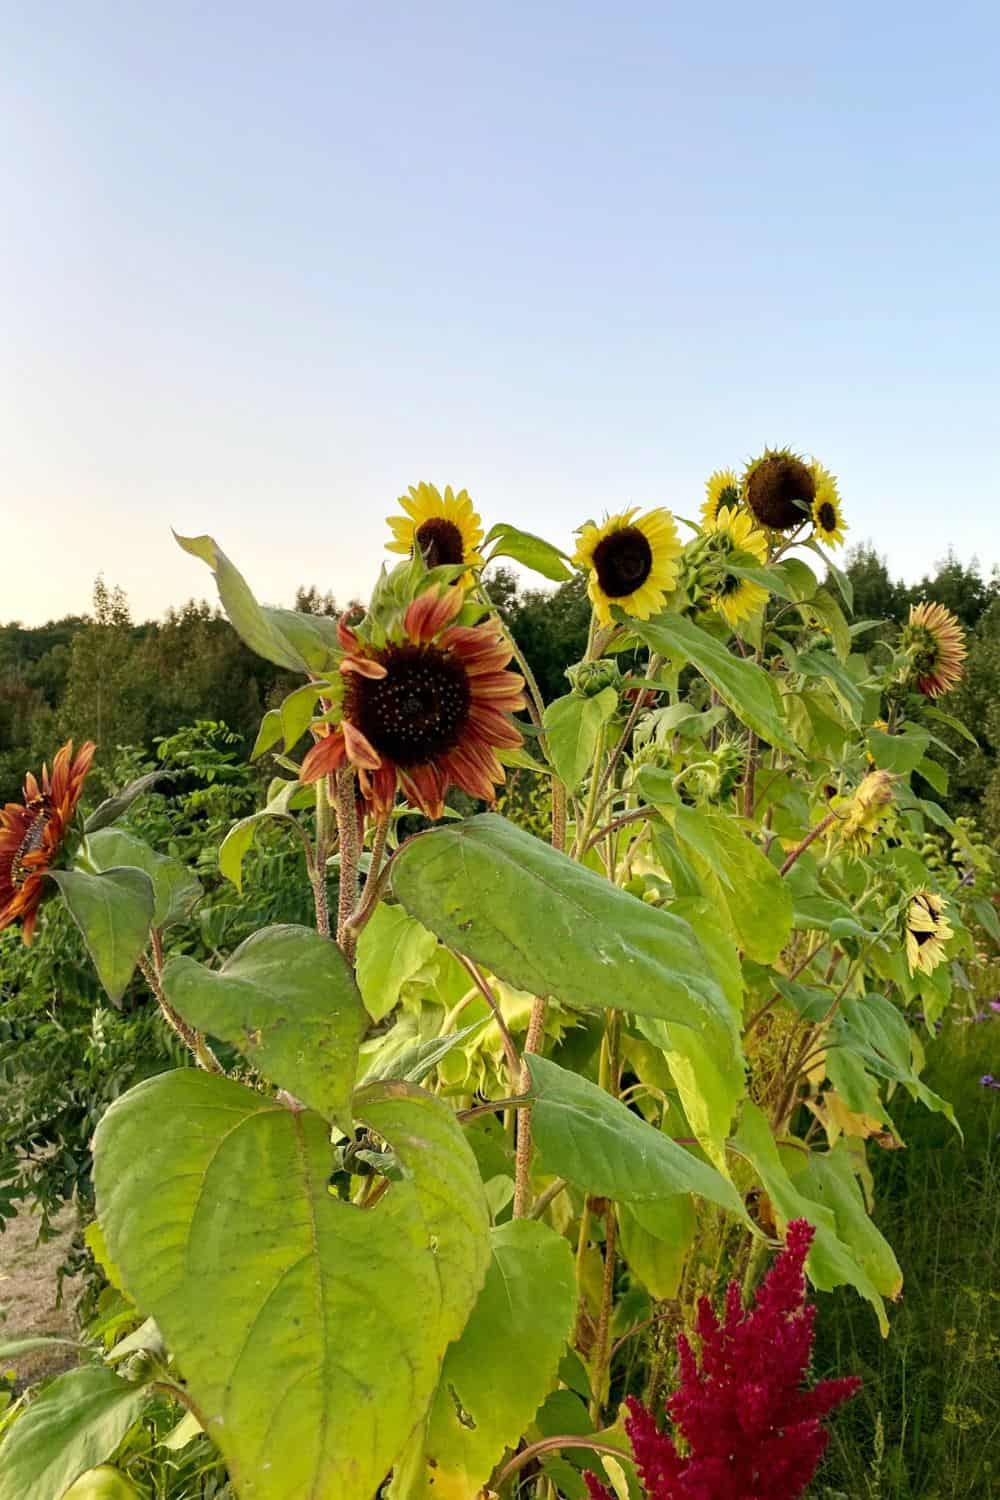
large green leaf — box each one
[735,1102,890,1333]
[63,1468,143,1499]
[93,1071,490,1500]
[356,903,439,1023]
[175,533,339,673]
[87,829,201,931]
[665,806,792,964]
[483,523,573,581]
[618,1196,695,1299]
[542,688,618,793]
[49,868,154,1006]
[162,925,366,1128]
[391,815,741,1077]
[865,726,930,775]
[525,1055,746,1220]
[0,1366,148,1500]
[84,770,167,835]
[399,1220,576,1498]
[627,611,793,750]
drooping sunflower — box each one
[905,888,954,977]
[573,507,681,627]
[386,483,485,585]
[743,447,832,534]
[0,740,96,944]
[299,586,525,820]
[810,465,847,547]
[703,505,769,628]
[901,601,967,698]
[839,769,895,854]
[700,469,741,528]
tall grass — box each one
[814,1013,1000,1499]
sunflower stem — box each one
[779,809,838,876]
[333,768,362,961]
[311,779,333,938]
[512,996,547,1218]
[140,950,223,1074]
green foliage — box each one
[1,484,997,1500]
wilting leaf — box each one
[87,829,201,931]
[49,868,154,1006]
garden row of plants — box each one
[1,450,997,1499]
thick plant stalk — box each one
[333,768,362,959]
[512,996,547,1218]
[589,1204,618,1419]
[311,778,333,938]
[139,953,222,1074]
[779,808,837,876]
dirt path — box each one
[0,1205,79,1389]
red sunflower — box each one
[0,740,96,944]
[300,587,526,820]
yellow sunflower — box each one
[743,446,831,533]
[905,888,954,977]
[810,465,847,546]
[700,469,741,528]
[573,507,680,626]
[703,505,769,628]
[386,483,485,586]
[901,602,967,698]
[839,769,894,854]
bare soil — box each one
[0,1204,80,1389]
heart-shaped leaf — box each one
[162,925,366,1128]
[87,828,201,931]
[93,1070,490,1500]
[49,867,154,1005]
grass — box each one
[814,1011,1000,1499]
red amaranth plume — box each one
[586,1219,860,1500]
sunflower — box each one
[0,740,96,944]
[839,769,894,854]
[701,469,741,528]
[743,447,831,533]
[905,888,954,977]
[386,483,485,586]
[901,601,967,698]
[810,466,847,547]
[299,586,525,820]
[573,507,681,627]
[703,505,769,628]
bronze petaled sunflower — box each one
[0,740,96,944]
[299,587,526,820]
[901,601,967,698]
[743,448,828,533]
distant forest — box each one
[2,546,998,836]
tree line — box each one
[2,547,998,834]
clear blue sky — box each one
[3,1,998,625]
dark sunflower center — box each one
[346,643,471,767]
[746,456,815,531]
[414,518,465,569]
[12,801,51,888]
[592,526,653,598]
[817,501,837,532]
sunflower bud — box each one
[565,659,622,699]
